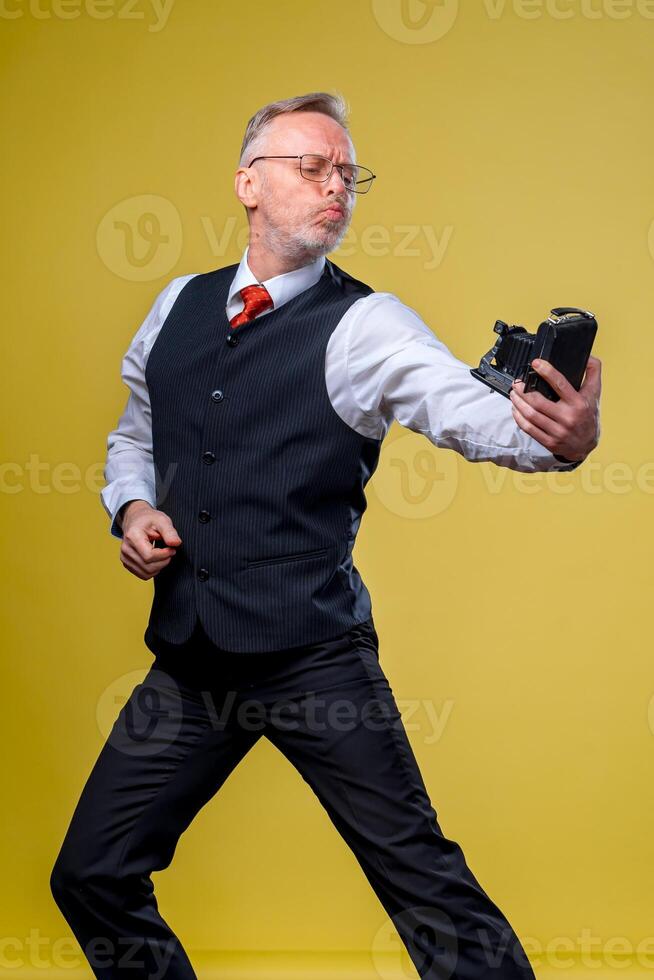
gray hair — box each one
[238,91,352,168]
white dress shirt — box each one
[101,246,578,538]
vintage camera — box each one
[470,307,598,401]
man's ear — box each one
[234,167,258,209]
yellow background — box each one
[2,0,652,976]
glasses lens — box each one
[335,165,356,190]
[353,170,375,194]
[300,155,333,181]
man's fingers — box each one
[150,521,182,548]
[511,402,557,450]
[118,508,182,578]
[581,355,602,398]
[153,531,183,547]
[120,555,151,581]
[510,382,572,425]
[509,387,567,439]
[130,525,177,563]
[121,538,173,578]
[510,355,601,460]
[122,536,173,567]
[529,358,578,403]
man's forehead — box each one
[264,112,355,158]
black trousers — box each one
[50,616,536,980]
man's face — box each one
[240,111,358,259]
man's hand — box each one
[118,500,183,581]
[509,355,602,463]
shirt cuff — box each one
[552,452,584,471]
[101,486,156,540]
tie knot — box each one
[229,284,274,329]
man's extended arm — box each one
[337,292,601,470]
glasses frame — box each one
[247,153,377,194]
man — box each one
[50,92,601,979]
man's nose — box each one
[324,166,349,194]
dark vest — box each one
[143,258,382,653]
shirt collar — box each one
[226,246,326,321]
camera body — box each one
[470,307,598,401]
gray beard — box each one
[264,220,349,259]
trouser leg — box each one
[49,649,262,979]
[259,618,536,980]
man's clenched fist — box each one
[117,500,182,580]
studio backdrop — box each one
[1,1,651,977]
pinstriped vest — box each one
[143,258,382,654]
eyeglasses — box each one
[247,153,377,194]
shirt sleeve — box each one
[342,292,583,472]
[100,275,196,539]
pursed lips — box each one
[321,205,346,219]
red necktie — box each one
[229,284,274,329]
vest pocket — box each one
[245,546,329,569]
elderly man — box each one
[50,91,601,979]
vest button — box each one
[211,389,224,402]
[197,567,209,581]
[198,510,211,523]
[201,451,216,465]
[226,332,239,346]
